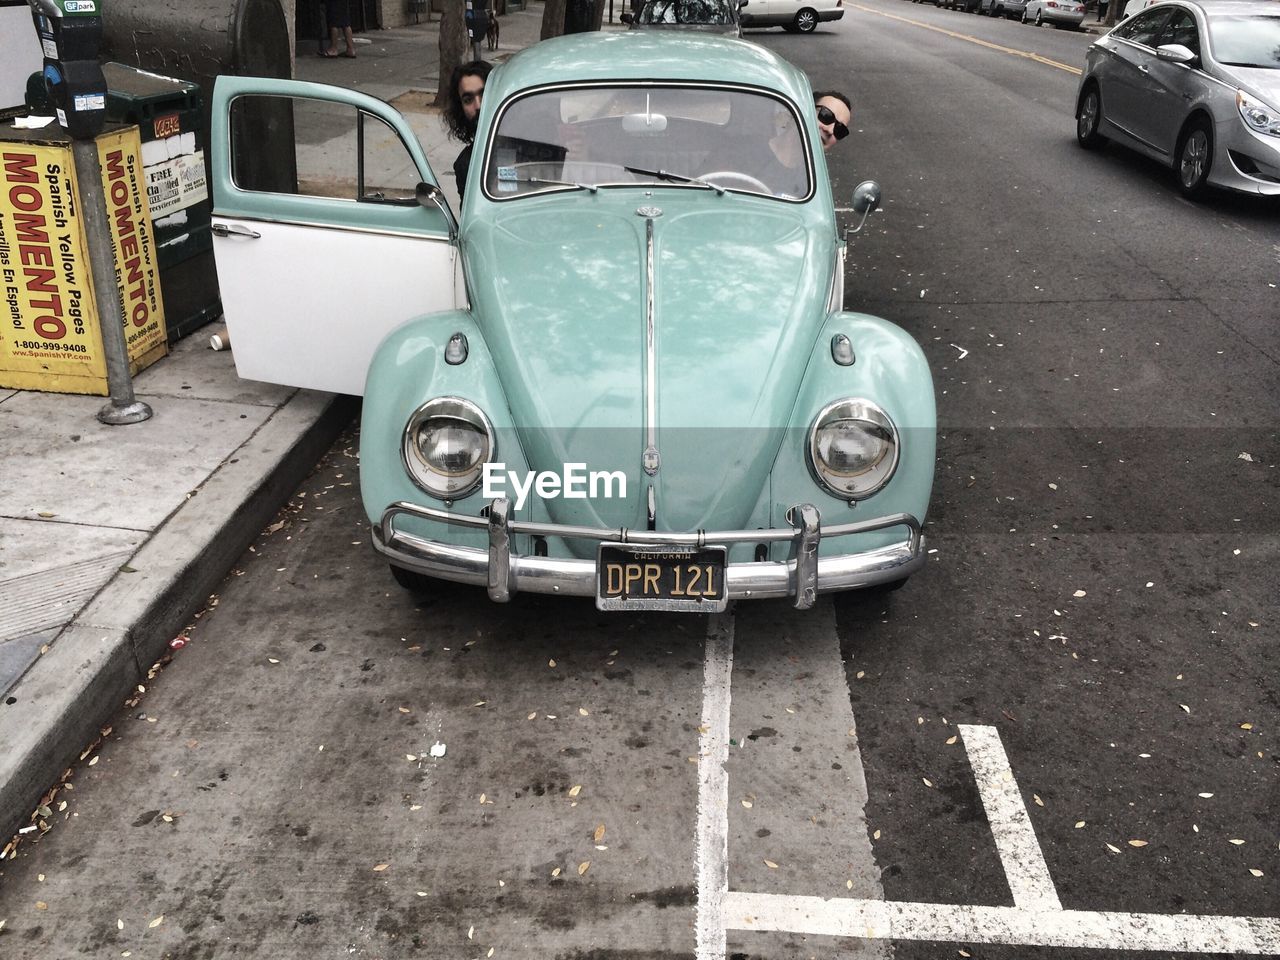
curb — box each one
[0,390,357,845]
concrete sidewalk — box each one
[0,6,553,849]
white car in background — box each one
[1022,0,1087,26]
[740,0,845,32]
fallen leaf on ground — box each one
[468,926,474,940]
[579,708,589,717]
[1250,869,1264,877]
[568,785,582,797]
[1106,843,1121,854]
[922,778,933,788]
[148,916,163,928]
[1033,795,1044,807]
[594,824,606,843]
[945,736,957,745]
[373,863,390,871]
[764,859,779,869]
[741,799,753,809]
[1075,821,1086,829]
[1230,839,1246,845]
[552,867,561,877]
[1128,840,1148,847]
[1198,792,1213,798]
[578,861,590,876]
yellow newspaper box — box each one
[0,123,167,395]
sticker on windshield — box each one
[497,180,518,193]
[497,166,517,181]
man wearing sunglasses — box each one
[814,90,851,152]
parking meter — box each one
[28,0,107,139]
[464,0,488,43]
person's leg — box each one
[343,24,355,56]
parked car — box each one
[739,0,845,33]
[1076,0,1280,197]
[939,0,982,13]
[1022,0,1086,26]
[978,0,1028,18]
[621,0,742,36]
[209,33,935,611]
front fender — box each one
[359,312,532,550]
[771,311,936,558]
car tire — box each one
[1035,9,1043,23]
[794,7,818,31]
[1021,8,1029,21]
[1076,83,1105,149]
[1176,118,1213,199]
[390,564,434,595]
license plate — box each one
[596,544,728,612]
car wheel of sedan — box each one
[1021,8,1029,21]
[794,8,818,31]
[1076,84,1105,149]
[1176,118,1213,199]
[1035,9,1044,24]
[390,564,434,595]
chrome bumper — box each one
[374,498,924,610]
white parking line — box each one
[695,615,734,960]
[724,894,1280,953]
[959,723,1061,909]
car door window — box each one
[1154,9,1200,56]
[229,94,421,203]
[1113,8,1173,46]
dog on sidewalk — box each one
[486,9,499,51]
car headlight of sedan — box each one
[402,397,494,500]
[1237,91,1280,138]
[807,399,899,500]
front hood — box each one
[1222,66,1280,109]
[468,197,829,535]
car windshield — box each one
[636,0,736,24]
[483,85,811,200]
[1208,15,1280,68]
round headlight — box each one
[402,397,494,500]
[807,399,899,500]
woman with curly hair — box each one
[446,60,493,201]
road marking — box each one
[959,723,1060,909]
[724,894,1280,953]
[695,614,734,960]
[848,3,1084,75]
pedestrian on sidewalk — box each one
[1095,0,1108,21]
[446,60,493,201]
[323,0,357,57]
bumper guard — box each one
[374,499,924,610]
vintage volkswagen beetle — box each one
[210,32,935,612]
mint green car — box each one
[210,32,935,612]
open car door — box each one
[210,78,461,396]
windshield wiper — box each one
[511,176,599,193]
[624,165,726,196]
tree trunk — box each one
[1103,0,1118,25]
[541,0,568,39]
[435,0,470,109]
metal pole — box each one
[71,138,153,425]
[471,39,482,60]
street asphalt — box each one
[0,6,551,850]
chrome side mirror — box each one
[845,179,882,239]
[416,181,458,240]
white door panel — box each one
[215,220,458,396]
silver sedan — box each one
[1075,0,1280,197]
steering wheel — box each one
[697,170,771,193]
